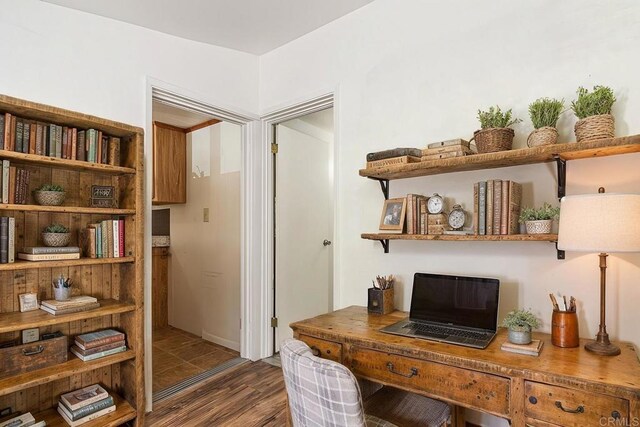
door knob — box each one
[323,239,332,246]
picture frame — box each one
[379,197,407,231]
[18,292,39,312]
[90,185,117,208]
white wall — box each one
[167,123,241,350]
[260,2,640,425]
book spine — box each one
[427,138,470,149]
[56,125,62,158]
[486,180,494,235]
[1,161,8,204]
[47,125,54,156]
[28,121,36,154]
[66,396,115,421]
[8,166,16,204]
[0,114,5,150]
[0,217,8,264]
[77,131,86,161]
[8,115,16,151]
[35,123,43,155]
[88,227,96,258]
[112,220,119,258]
[74,340,125,356]
[18,253,80,261]
[87,129,95,162]
[15,119,23,153]
[509,182,522,234]
[23,246,81,254]
[22,121,30,153]
[96,131,103,164]
[109,137,120,166]
[493,180,502,235]
[102,135,108,164]
[22,169,30,204]
[96,225,102,258]
[76,333,125,349]
[106,220,114,258]
[101,221,108,258]
[478,182,486,235]
[15,169,23,205]
[62,126,69,159]
[71,128,77,160]
[473,182,479,235]
[500,180,509,235]
[8,217,14,263]
[118,218,125,257]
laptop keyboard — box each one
[412,323,488,340]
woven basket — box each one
[472,128,515,153]
[42,232,70,247]
[34,191,66,206]
[525,220,552,234]
[574,114,614,142]
[527,127,558,148]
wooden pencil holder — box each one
[368,287,394,315]
[551,310,579,348]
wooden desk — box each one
[290,306,640,427]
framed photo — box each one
[379,197,407,231]
[22,328,39,344]
[90,185,117,208]
[19,292,39,312]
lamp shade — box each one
[557,193,640,253]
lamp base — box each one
[585,340,621,356]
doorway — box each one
[273,107,335,352]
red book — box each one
[118,218,125,257]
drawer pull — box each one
[555,401,584,414]
[611,411,621,419]
[22,345,44,356]
[386,362,418,378]
[528,396,537,405]
[310,346,321,357]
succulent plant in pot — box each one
[473,106,522,154]
[519,203,560,234]
[42,223,70,247]
[34,184,66,206]
[527,98,564,148]
[571,85,616,142]
[502,308,540,345]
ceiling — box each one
[42,0,374,55]
[153,101,217,129]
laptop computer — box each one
[380,272,500,349]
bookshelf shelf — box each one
[0,256,134,271]
[34,393,136,427]
[0,350,136,397]
[0,149,136,175]
[0,299,136,334]
[0,203,135,215]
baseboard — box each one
[202,331,240,352]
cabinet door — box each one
[153,123,186,204]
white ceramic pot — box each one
[525,219,552,234]
[508,328,532,345]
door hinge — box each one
[271,143,278,154]
[271,317,278,328]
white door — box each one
[275,115,333,350]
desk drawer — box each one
[350,346,509,416]
[298,335,342,363]
[525,381,629,427]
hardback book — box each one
[493,180,502,235]
[28,121,36,154]
[108,137,120,166]
[55,124,63,158]
[112,220,119,258]
[71,345,127,361]
[486,180,494,235]
[366,148,422,162]
[59,395,115,422]
[22,121,30,154]
[57,403,115,426]
[421,145,475,156]
[106,220,114,258]
[21,246,81,254]
[60,384,109,411]
[508,182,522,234]
[478,181,487,235]
[85,226,97,258]
[72,340,125,356]
[406,194,414,235]
[101,221,109,258]
[40,302,101,315]
[8,166,16,204]
[9,115,16,152]
[501,339,543,356]
[0,412,35,427]
[87,129,96,162]
[18,252,80,261]
[473,182,479,235]
[8,217,15,263]
[96,130,103,164]
[62,127,69,159]
[77,130,86,161]
[41,296,98,310]
[35,123,43,155]
[75,329,125,350]
[0,114,4,150]
[420,150,472,161]
[15,168,23,204]
[118,218,125,257]
[101,135,109,164]
[0,217,8,264]
[500,180,509,235]
[1,160,9,203]
[71,127,78,160]
[426,138,470,149]
[47,124,55,156]
[15,119,23,153]
[1,113,9,151]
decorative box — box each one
[368,287,394,315]
[0,332,67,378]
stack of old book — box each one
[365,148,422,168]
[473,180,522,235]
[17,246,81,262]
[58,384,116,426]
[501,339,544,356]
[421,138,476,161]
[0,412,46,427]
[40,296,100,316]
[0,216,15,264]
[0,160,31,205]
[70,329,126,362]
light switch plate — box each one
[203,208,210,222]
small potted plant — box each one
[527,98,564,147]
[34,184,66,206]
[473,106,522,153]
[42,224,71,247]
[502,308,540,345]
[519,203,560,234]
[571,85,616,142]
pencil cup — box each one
[368,288,394,315]
[551,310,579,348]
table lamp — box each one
[557,188,640,356]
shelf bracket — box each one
[555,242,565,260]
[378,239,389,253]
[554,156,566,200]
[369,178,390,199]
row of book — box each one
[0,217,15,264]
[406,194,428,235]
[39,295,100,316]
[473,180,522,235]
[80,219,126,259]
[71,329,127,362]
[0,112,121,165]
[0,160,31,204]
[58,384,116,426]
[0,412,45,427]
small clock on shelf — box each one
[448,204,467,231]
[427,193,445,214]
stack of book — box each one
[365,148,422,168]
[39,296,100,316]
[1,112,121,165]
[405,194,428,235]
[70,329,126,362]
[0,412,46,427]
[473,180,522,235]
[501,339,544,356]
[421,138,476,161]
[80,219,125,259]
[0,160,31,204]
[17,246,80,262]
[58,384,116,426]
[0,216,15,264]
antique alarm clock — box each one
[448,204,467,231]
[427,193,445,214]
[427,193,447,235]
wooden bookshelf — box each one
[361,233,558,242]
[0,95,144,425]
[34,393,136,427]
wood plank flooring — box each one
[153,326,239,393]
[145,360,288,426]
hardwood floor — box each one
[145,360,288,426]
[152,326,240,393]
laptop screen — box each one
[409,273,500,332]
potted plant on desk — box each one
[502,308,540,345]
[519,203,560,234]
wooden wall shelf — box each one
[0,203,135,215]
[361,233,558,242]
[34,393,135,427]
[0,256,135,271]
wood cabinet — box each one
[0,94,144,426]
[152,247,169,328]
[153,122,186,205]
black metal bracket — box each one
[555,242,565,260]
[554,156,566,200]
[378,239,389,253]
[369,177,390,200]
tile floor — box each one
[152,326,239,393]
